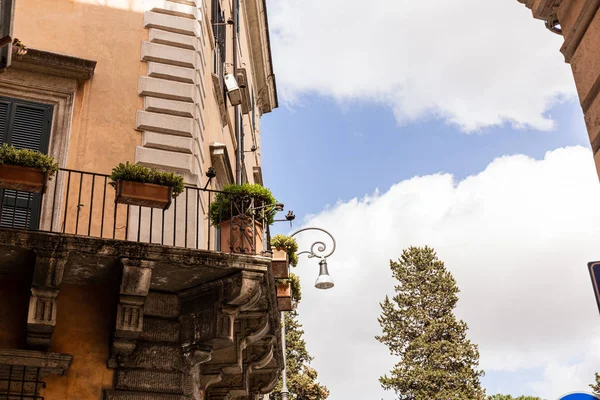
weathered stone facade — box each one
[0,229,282,399]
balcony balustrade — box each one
[0,167,273,256]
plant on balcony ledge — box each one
[0,144,59,193]
[270,234,298,279]
[209,183,277,254]
[271,234,299,266]
[110,162,184,210]
[276,274,301,312]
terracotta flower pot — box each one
[219,215,263,254]
[272,248,289,279]
[276,282,293,312]
[277,297,293,312]
[0,164,48,193]
[114,180,173,210]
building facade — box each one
[518,0,600,178]
[0,0,283,399]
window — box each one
[211,0,227,106]
[0,365,45,399]
[0,96,53,230]
[0,0,15,70]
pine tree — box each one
[275,273,329,399]
[590,372,600,396]
[376,246,485,400]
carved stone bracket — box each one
[26,250,69,350]
[179,271,265,353]
[190,372,222,400]
[108,258,154,368]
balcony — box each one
[0,167,274,255]
[0,168,283,399]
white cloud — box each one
[288,146,600,399]
[268,0,576,132]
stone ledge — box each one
[11,48,96,81]
[0,228,271,293]
[0,349,73,376]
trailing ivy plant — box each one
[0,144,59,179]
[109,162,185,197]
[271,234,299,267]
[209,183,277,226]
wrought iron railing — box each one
[0,168,274,256]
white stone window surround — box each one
[0,48,96,232]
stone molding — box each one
[11,48,96,81]
[0,349,73,377]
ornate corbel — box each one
[26,250,69,350]
[189,372,222,400]
[179,271,265,351]
[108,258,154,368]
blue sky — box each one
[261,1,600,399]
[262,94,594,399]
[263,98,589,230]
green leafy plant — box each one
[0,144,59,179]
[109,162,185,197]
[271,234,299,267]
[209,183,277,226]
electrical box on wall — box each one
[224,73,242,106]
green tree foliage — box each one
[275,274,328,399]
[487,395,542,400]
[590,372,600,396]
[376,246,485,400]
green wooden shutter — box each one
[0,96,53,230]
[0,98,8,144]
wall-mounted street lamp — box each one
[290,227,336,290]
[279,227,337,400]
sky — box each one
[261,1,600,399]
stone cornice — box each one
[560,0,600,62]
[11,48,96,81]
[244,0,278,114]
[0,349,73,376]
[518,0,562,19]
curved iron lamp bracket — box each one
[290,227,336,260]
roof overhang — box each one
[244,0,278,115]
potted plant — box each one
[276,274,301,312]
[0,144,59,193]
[110,162,184,210]
[270,234,299,279]
[209,183,277,254]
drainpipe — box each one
[233,0,243,184]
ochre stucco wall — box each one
[12,0,147,175]
[42,284,115,399]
